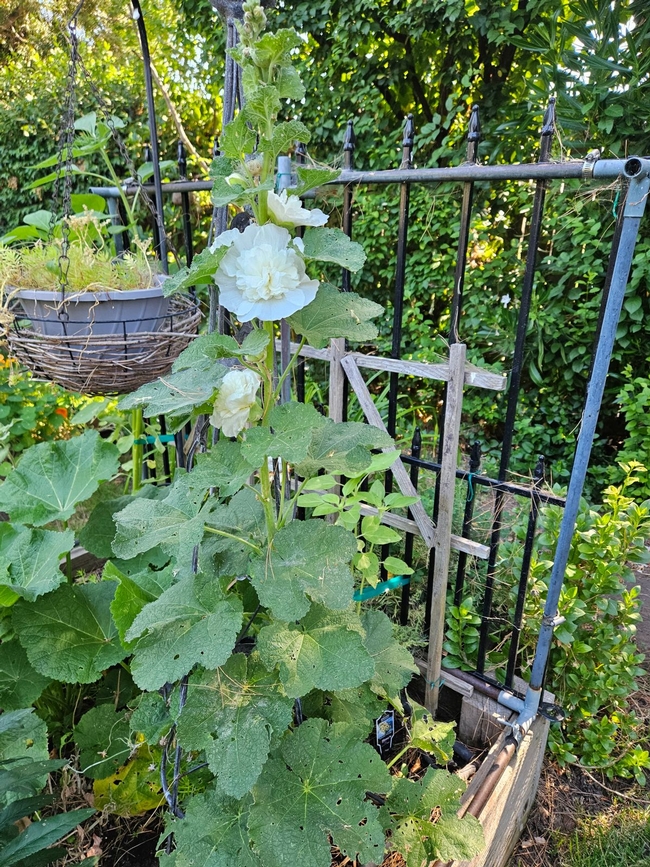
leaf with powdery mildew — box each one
[386,768,484,867]
[0,430,119,526]
[248,719,389,867]
[289,284,382,350]
[250,520,357,621]
[295,418,396,479]
[12,581,126,684]
[257,604,374,698]
[177,653,293,798]
[125,573,243,691]
[242,402,326,466]
[0,523,74,601]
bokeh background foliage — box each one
[1,0,649,486]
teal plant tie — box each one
[428,676,445,690]
[466,472,475,503]
[353,575,410,602]
[612,188,620,221]
[133,434,176,445]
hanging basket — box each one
[5,288,200,396]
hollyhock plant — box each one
[267,189,329,228]
[211,368,261,436]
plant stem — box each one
[386,744,410,770]
[132,408,143,493]
[203,526,263,554]
[63,520,73,584]
[273,336,306,403]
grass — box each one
[563,807,650,867]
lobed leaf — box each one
[302,229,366,271]
[0,641,51,712]
[0,524,74,601]
[289,284,382,349]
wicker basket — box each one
[6,294,201,396]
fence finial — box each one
[177,141,187,179]
[400,114,415,170]
[343,119,356,170]
[541,96,556,137]
[533,454,545,484]
[466,104,480,163]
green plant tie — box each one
[352,575,410,601]
[466,473,475,503]
[133,434,176,445]
[612,188,620,220]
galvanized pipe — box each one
[526,156,650,700]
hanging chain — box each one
[72,47,181,267]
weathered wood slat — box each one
[286,341,332,362]
[328,337,346,422]
[340,354,437,548]
[347,351,506,391]
[425,342,467,713]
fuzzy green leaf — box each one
[177,653,294,798]
[160,788,260,867]
[0,431,119,527]
[74,705,131,780]
[129,693,173,746]
[295,419,396,478]
[118,364,228,420]
[173,331,269,373]
[0,709,48,770]
[408,702,456,763]
[242,401,326,465]
[242,84,281,130]
[361,610,418,700]
[257,604,374,698]
[12,582,126,684]
[248,719,389,867]
[294,166,341,197]
[302,229,366,271]
[250,520,356,621]
[275,65,305,100]
[220,113,257,160]
[0,641,51,711]
[386,769,484,866]
[106,561,176,647]
[289,285,382,349]
[263,121,311,159]
[125,573,243,691]
[0,524,74,601]
[163,246,230,296]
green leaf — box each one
[0,759,65,805]
[263,121,311,159]
[92,752,163,816]
[173,330,269,372]
[0,524,74,601]
[189,442,258,501]
[289,285,382,349]
[74,705,131,780]
[220,113,257,160]
[106,561,176,648]
[250,520,357,621]
[360,516,402,546]
[386,769,484,866]
[129,693,173,746]
[257,604,374,698]
[275,65,305,100]
[0,710,48,774]
[242,401,326,465]
[302,229,366,271]
[0,641,51,711]
[0,808,95,867]
[383,556,414,576]
[361,610,417,700]
[163,246,230,296]
[12,582,127,684]
[294,166,341,197]
[242,84,281,130]
[78,494,159,559]
[177,653,294,798]
[118,364,228,420]
[248,719,389,867]
[295,419,395,478]
[125,573,243,691]
[111,481,211,565]
[408,702,456,763]
[161,788,260,867]
[21,211,55,233]
[305,684,385,739]
[0,431,119,526]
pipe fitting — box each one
[624,157,650,179]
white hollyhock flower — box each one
[211,369,261,437]
[267,190,328,228]
[214,223,319,322]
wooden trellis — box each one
[284,336,507,712]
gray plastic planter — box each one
[15,280,169,339]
